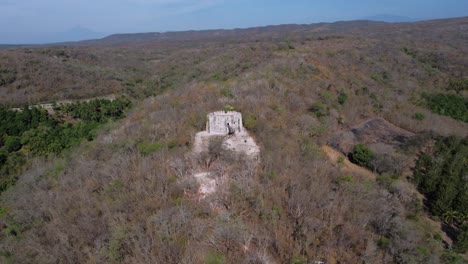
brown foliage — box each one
[2,17,468,263]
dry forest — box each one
[0,17,467,263]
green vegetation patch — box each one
[58,98,131,123]
[446,78,468,93]
[337,90,348,105]
[243,114,257,131]
[403,47,444,71]
[0,98,131,193]
[412,136,468,253]
[205,251,226,264]
[290,255,307,264]
[413,112,425,121]
[0,67,16,86]
[308,102,329,118]
[350,144,374,169]
[219,87,233,97]
[370,71,389,83]
[137,141,163,155]
[377,237,391,249]
[423,93,467,122]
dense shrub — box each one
[137,141,163,155]
[337,90,348,105]
[0,149,7,166]
[243,114,257,131]
[454,225,468,253]
[370,71,389,83]
[205,252,226,264]
[0,98,131,192]
[423,93,467,122]
[59,98,132,123]
[20,122,98,154]
[350,144,374,169]
[220,87,233,97]
[412,136,468,252]
[413,112,425,121]
[0,152,24,192]
[0,67,16,86]
[308,102,329,118]
[447,78,468,93]
[4,136,22,153]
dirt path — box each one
[321,145,376,179]
[11,94,116,113]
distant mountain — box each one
[2,17,463,46]
[48,26,106,43]
[79,19,415,46]
[362,14,418,23]
[0,26,106,45]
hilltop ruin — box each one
[194,111,259,157]
[206,111,243,135]
[192,111,260,196]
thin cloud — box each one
[126,0,226,14]
[165,0,225,15]
[0,0,14,5]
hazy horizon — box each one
[1,0,467,44]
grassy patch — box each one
[413,112,425,121]
[308,102,329,118]
[137,141,164,155]
[205,251,226,264]
[220,87,233,97]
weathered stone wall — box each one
[206,111,243,134]
[192,110,260,197]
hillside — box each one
[0,17,467,263]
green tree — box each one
[454,225,468,253]
[350,144,374,168]
[412,136,468,253]
[443,211,461,226]
[4,136,22,153]
[447,78,468,94]
[0,149,7,166]
[413,112,425,121]
[308,102,329,118]
[424,93,467,122]
[337,90,348,105]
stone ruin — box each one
[206,111,243,135]
[192,110,260,196]
[194,111,259,156]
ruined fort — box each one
[193,110,259,156]
[206,111,243,135]
[192,110,260,196]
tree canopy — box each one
[0,98,131,192]
[413,136,468,253]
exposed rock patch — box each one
[330,117,415,155]
[193,172,217,196]
[329,117,416,175]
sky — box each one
[0,0,467,44]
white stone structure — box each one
[206,111,243,135]
[194,111,259,157]
[192,111,260,196]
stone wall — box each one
[206,111,243,134]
